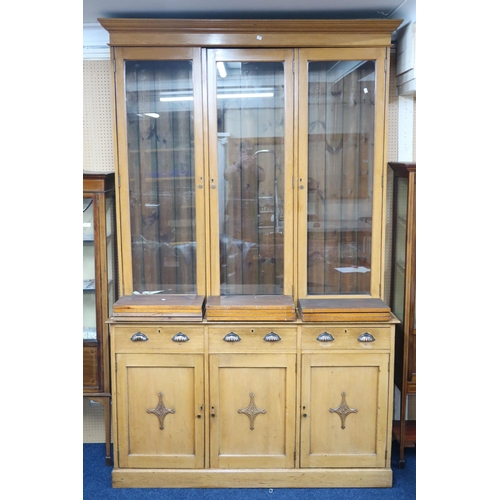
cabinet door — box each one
[206,49,294,296]
[114,47,206,296]
[300,352,390,468]
[297,48,389,298]
[83,193,101,391]
[115,353,204,468]
[209,353,296,469]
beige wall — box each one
[83,60,114,172]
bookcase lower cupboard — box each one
[108,318,396,488]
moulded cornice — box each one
[99,18,402,33]
[99,18,403,48]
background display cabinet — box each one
[83,171,117,465]
[388,162,416,468]
[101,18,402,488]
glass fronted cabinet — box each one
[388,161,416,468]
[83,171,117,465]
[112,44,391,302]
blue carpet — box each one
[84,441,415,499]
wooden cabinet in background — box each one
[83,171,117,465]
[388,162,416,468]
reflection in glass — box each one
[217,62,285,295]
[306,60,375,295]
[125,60,196,293]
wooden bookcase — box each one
[388,162,416,468]
[83,171,117,465]
[101,18,402,488]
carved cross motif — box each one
[238,393,267,430]
[329,392,358,430]
[146,392,175,430]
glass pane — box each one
[306,60,375,295]
[125,60,196,294]
[83,196,97,340]
[217,61,285,295]
[106,197,116,317]
[392,176,408,322]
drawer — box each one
[209,325,297,353]
[112,324,205,353]
[301,325,392,351]
[83,346,100,390]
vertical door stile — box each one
[206,50,220,297]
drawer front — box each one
[209,325,297,353]
[301,326,392,351]
[112,325,205,353]
[83,346,100,391]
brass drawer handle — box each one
[316,332,334,342]
[263,332,281,342]
[172,332,189,342]
[358,332,375,343]
[131,332,148,342]
[223,332,241,342]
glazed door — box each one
[115,353,205,468]
[297,48,389,298]
[83,192,100,390]
[300,352,390,468]
[206,49,294,296]
[113,47,206,296]
[209,353,296,468]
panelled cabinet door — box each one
[209,353,296,469]
[300,352,390,468]
[115,353,204,469]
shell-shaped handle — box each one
[316,332,334,342]
[223,332,241,342]
[131,332,148,342]
[358,332,375,343]
[263,332,281,342]
[172,332,189,342]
